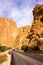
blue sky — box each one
[0,0,43,27]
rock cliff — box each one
[27,4,43,50]
[0,17,18,47]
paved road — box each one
[11,51,43,65]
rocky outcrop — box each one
[0,17,18,47]
[27,4,43,50]
[0,17,31,48]
[15,25,31,49]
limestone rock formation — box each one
[15,25,31,49]
[27,4,43,50]
[0,17,31,48]
[0,17,18,47]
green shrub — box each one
[21,45,28,52]
[32,46,39,51]
[31,43,40,51]
[7,47,11,50]
[0,46,7,52]
[0,46,11,52]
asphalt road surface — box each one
[11,51,43,65]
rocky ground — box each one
[0,51,11,65]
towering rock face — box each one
[0,17,31,48]
[15,25,31,49]
[0,17,18,47]
[32,4,43,35]
[27,4,43,50]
